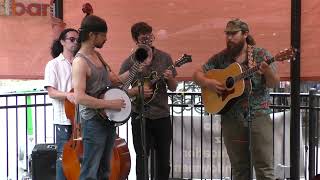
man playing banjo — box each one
[72,14,129,180]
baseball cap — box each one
[224,18,249,32]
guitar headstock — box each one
[274,47,297,62]
[175,54,192,67]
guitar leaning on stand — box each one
[201,48,295,114]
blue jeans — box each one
[55,124,72,180]
[80,115,116,180]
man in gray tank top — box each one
[119,22,178,180]
[72,15,128,180]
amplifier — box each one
[31,143,57,180]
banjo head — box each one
[103,88,131,124]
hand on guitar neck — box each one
[257,61,271,75]
[163,69,174,80]
[163,69,177,91]
[131,54,192,104]
[257,56,281,87]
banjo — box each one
[101,62,140,126]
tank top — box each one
[76,52,112,120]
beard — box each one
[226,38,245,58]
[95,41,106,49]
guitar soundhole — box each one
[226,77,234,89]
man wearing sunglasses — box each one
[44,28,79,180]
[119,22,178,180]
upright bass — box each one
[62,90,82,180]
[62,93,131,180]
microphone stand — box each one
[137,70,148,180]
[244,77,253,180]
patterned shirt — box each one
[119,48,177,119]
[203,46,277,118]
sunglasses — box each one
[138,34,155,45]
[65,37,78,43]
[225,31,240,36]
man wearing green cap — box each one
[193,18,279,180]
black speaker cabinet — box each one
[31,143,57,180]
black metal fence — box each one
[0,86,320,180]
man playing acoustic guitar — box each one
[193,18,280,180]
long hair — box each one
[50,28,78,58]
[245,34,256,46]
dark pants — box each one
[55,124,72,180]
[131,112,172,180]
[79,115,116,180]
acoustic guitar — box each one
[132,54,192,104]
[202,48,295,114]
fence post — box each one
[309,88,317,180]
[290,0,301,178]
[54,0,63,19]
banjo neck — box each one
[122,62,140,90]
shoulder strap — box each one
[76,52,94,66]
[95,51,124,86]
[247,45,256,68]
[95,51,111,71]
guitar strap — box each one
[96,52,124,86]
[247,45,255,68]
[243,45,255,97]
[94,52,117,123]
[95,52,111,71]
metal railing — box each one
[1,87,320,180]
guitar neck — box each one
[154,64,175,82]
[235,57,275,81]
[168,64,175,71]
